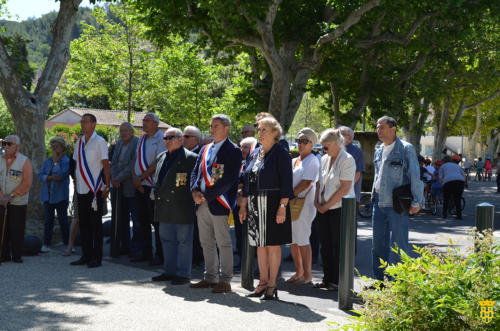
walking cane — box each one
[0,205,8,265]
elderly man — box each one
[110,122,139,257]
[241,125,255,139]
[71,114,111,268]
[0,135,33,264]
[190,114,242,293]
[151,128,198,284]
[132,113,166,265]
[183,125,202,154]
[371,116,423,282]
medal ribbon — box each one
[77,137,103,210]
[137,135,153,185]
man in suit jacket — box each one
[190,114,242,293]
[151,128,198,285]
[110,122,139,257]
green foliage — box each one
[2,34,35,90]
[338,231,500,330]
[0,96,15,138]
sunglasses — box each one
[2,141,14,147]
[183,135,196,139]
[295,138,310,145]
[322,145,329,152]
[163,135,179,140]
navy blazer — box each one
[242,143,294,199]
[190,138,242,216]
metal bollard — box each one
[475,202,494,233]
[339,195,357,310]
[241,219,255,291]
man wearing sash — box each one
[0,135,33,264]
[190,114,242,293]
[71,114,110,268]
[132,113,166,264]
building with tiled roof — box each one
[45,107,169,131]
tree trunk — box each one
[432,96,450,162]
[467,107,481,159]
[403,101,429,154]
[330,81,340,128]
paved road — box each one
[0,180,498,330]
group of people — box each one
[1,112,433,299]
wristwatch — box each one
[279,203,287,208]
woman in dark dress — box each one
[239,116,294,300]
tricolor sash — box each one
[77,136,103,211]
[201,143,232,211]
[136,134,153,185]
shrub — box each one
[337,230,499,330]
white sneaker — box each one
[40,245,50,253]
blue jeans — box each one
[372,193,409,281]
[43,201,69,246]
[159,222,194,279]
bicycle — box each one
[447,196,466,216]
[428,193,442,216]
[358,192,372,218]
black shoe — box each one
[149,256,163,266]
[246,284,267,298]
[261,287,278,300]
[70,258,89,266]
[12,258,23,263]
[152,274,175,282]
[87,260,102,268]
[171,277,190,285]
[130,256,152,263]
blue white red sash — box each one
[201,143,232,210]
[137,135,153,185]
[77,136,103,210]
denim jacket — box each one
[371,138,424,208]
[38,155,70,204]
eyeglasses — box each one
[163,135,179,140]
[295,138,310,145]
[183,135,196,139]
[322,145,329,152]
[2,141,14,147]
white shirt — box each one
[318,150,355,210]
[200,138,226,193]
[73,131,108,194]
[292,154,320,220]
[133,129,167,186]
[374,141,395,192]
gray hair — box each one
[211,114,231,127]
[297,127,318,145]
[5,135,20,145]
[240,137,257,148]
[319,128,344,148]
[49,136,67,150]
[377,116,397,128]
[258,116,282,142]
[338,126,354,138]
[166,127,183,137]
[120,122,134,131]
[144,112,160,123]
[184,125,202,141]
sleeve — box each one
[277,148,294,199]
[301,155,320,181]
[357,148,366,172]
[339,157,356,181]
[13,158,33,197]
[100,139,109,161]
[37,159,50,182]
[190,146,204,192]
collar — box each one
[213,138,226,149]
[84,131,98,143]
[167,147,182,160]
[2,151,18,160]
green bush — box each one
[337,230,499,330]
[290,148,299,158]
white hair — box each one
[120,122,134,131]
[319,129,344,149]
[167,127,183,137]
[240,137,257,148]
[144,112,160,123]
[338,126,354,138]
[5,135,20,145]
[184,125,202,141]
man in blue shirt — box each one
[339,126,365,202]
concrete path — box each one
[0,180,498,330]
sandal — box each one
[285,275,301,283]
[294,277,313,285]
[313,281,327,289]
[326,283,338,291]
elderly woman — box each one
[38,136,71,252]
[239,116,294,300]
[313,129,355,291]
[287,128,320,285]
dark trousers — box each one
[233,205,243,265]
[309,214,320,262]
[443,180,465,218]
[318,207,342,285]
[111,188,135,252]
[43,201,69,246]
[77,192,104,263]
[497,172,500,192]
[136,186,162,260]
[192,215,203,265]
[0,204,27,261]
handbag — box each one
[289,186,312,221]
[392,184,412,214]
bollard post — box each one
[241,219,255,291]
[475,202,494,233]
[339,195,357,311]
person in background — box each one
[110,122,139,256]
[495,153,500,193]
[239,116,293,300]
[484,156,493,180]
[0,135,33,263]
[39,137,70,253]
[241,125,256,140]
[313,129,355,291]
[476,157,484,181]
[287,128,319,285]
[439,155,466,220]
[430,160,444,199]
